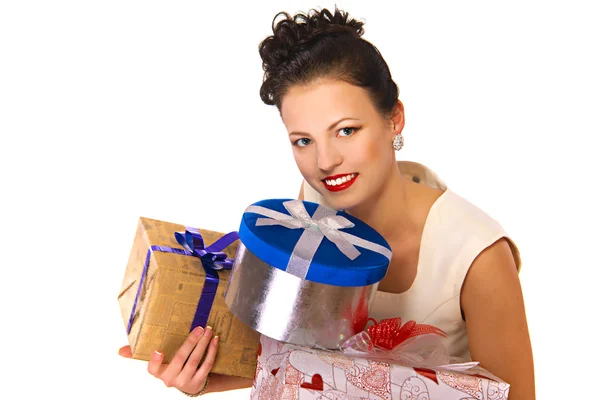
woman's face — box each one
[281,78,403,211]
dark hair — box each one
[259,7,399,117]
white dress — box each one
[302,161,521,360]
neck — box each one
[347,164,415,242]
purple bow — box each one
[174,227,239,270]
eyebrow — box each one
[289,117,360,136]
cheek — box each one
[349,135,383,166]
[293,150,316,178]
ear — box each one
[390,100,405,136]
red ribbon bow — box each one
[365,317,447,350]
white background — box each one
[1,0,598,399]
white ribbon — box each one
[245,200,392,279]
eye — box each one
[294,138,312,147]
[337,127,357,137]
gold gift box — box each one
[118,217,260,379]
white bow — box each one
[255,200,361,260]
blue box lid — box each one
[239,199,392,287]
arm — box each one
[460,238,535,399]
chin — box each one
[320,192,360,212]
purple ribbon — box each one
[126,228,239,335]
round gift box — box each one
[224,199,391,349]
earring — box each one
[393,133,404,151]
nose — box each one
[316,141,343,173]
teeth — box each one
[324,174,356,187]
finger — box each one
[179,326,214,382]
[162,326,205,381]
[118,345,132,358]
[147,350,166,377]
[192,336,219,386]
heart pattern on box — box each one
[300,373,323,391]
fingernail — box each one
[152,351,162,360]
[213,336,219,345]
[204,326,212,337]
[194,326,204,337]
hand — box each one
[119,325,219,396]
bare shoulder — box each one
[462,238,519,294]
[460,237,524,338]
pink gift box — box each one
[250,334,510,399]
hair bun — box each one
[259,8,365,75]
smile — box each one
[322,173,359,192]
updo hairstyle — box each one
[259,7,400,118]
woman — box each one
[120,7,535,399]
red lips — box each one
[322,173,358,192]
